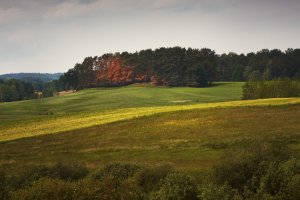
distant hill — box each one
[0,73,63,82]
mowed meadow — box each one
[0,82,300,173]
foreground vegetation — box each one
[1,140,299,200]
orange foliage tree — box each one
[95,56,133,86]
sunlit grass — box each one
[1,97,300,142]
[1,104,299,173]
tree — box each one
[58,47,300,90]
[195,65,208,87]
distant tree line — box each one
[0,78,63,102]
[1,47,300,102]
[60,47,300,90]
[0,79,35,102]
[0,73,63,83]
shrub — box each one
[14,163,88,189]
[212,141,289,193]
[258,159,300,198]
[72,178,103,200]
[136,164,173,193]
[210,140,300,199]
[90,163,140,188]
[48,163,88,181]
[118,178,145,200]
[281,175,300,200]
[14,165,50,188]
[150,172,198,200]
[198,182,241,200]
[11,178,74,200]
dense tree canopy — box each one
[0,77,62,102]
[60,47,300,90]
[1,47,299,102]
[0,79,35,102]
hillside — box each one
[1,82,299,143]
[1,81,300,199]
[0,82,243,141]
[1,98,299,173]
[0,73,62,82]
[0,82,299,167]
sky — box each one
[0,0,299,74]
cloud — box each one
[0,0,102,24]
[0,0,233,24]
[0,0,300,74]
[5,30,34,44]
[0,7,24,24]
[0,0,253,26]
[43,0,100,19]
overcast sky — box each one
[0,0,299,74]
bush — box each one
[48,163,88,181]
[118,178,145,200]
[211,140,299,199]
[90,163,140,188]
[199,182,241,200]
[243,78,300,99]
[14,163,88,189]
[11,178,74,200]
[213,141,288,193]
[150,172,198,200]
[72,178,103,200]
[281,175,300,200]
[2,146,299,200]
[258,159,300,198]
[136,164,173,193]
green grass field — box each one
[1,105,299,173]
[0,82,300,173]
[0,82,243,141]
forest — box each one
[0,79,35,102]
[0,73,62,83]
[1,47,300,102]
[60,47,300,90]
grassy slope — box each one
[0,82,299,173]
[0,82,243,117]
[0,82,243,141]
[1,98,300,142]
[1,105,299,173]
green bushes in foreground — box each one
[1,140,299,200]
[243,78,300,99]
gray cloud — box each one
[0,0,299,74]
